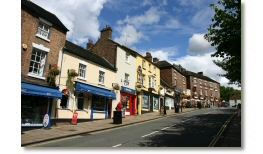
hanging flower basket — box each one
[167,89,172,93]
[113,83,120,90]
[159,86,163,90]
[48,64,60,76]
[68,69,78,78]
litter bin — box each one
[113,111,122,124]
[175,106,180,113]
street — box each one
[28,108,236,147]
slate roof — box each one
[64,40,117,71]
[182,70,219,84]
[229,94,241,100]
[155,60,184,75]
[22,0,69,32]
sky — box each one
[29,0,240,90]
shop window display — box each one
[93,96,106,111]
[21,95,48,125]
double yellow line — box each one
[208,112,237,147]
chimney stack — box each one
[197,72,203,75]
[153,57,159,63]
[100,25,112,40]
[86,39,94,50]
[145,52,152,62]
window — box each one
[210,83,212,87]
[200,88,203,95]
[194,78,197,83]
[154,67,156,75]
[205,89,208,96]
[142,60,146,69]
[77,93,85,110]
[193,87,196,92]
[205,82,207,86]
[125,73,129,82]
[152,77,156,89]
[174,79,177,86]
[78,64,86,79]
[211,90,213,96]
[37,22,50,40]
[125,52,129,62]
[28,48,47,77]
[99,70,105,84]
[149,77,151,88]
[200,80,202,85]
[174,71,177,77]
[93,96,106,111]
[142,75,145,86]
[149,64,151,72]
[183,77,185,85]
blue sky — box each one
[30,0,240,90]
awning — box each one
[21,82,62,99]
[75,82,116,99]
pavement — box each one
[21,107,241,147]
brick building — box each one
[21,0,68,128]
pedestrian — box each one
[237,103,241,123]
[163,105,167,116]
[116,102,122,111]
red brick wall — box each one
[91,28,116,66]
[21,7,67,80]
[160,67,186,92]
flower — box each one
[49,64,60,76]
[68,69,78,78]
[113,83,120,90]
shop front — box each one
[21,82,62,127]
[75,82,116,120]
[120,86,136,116]
[164,95,174,110]
[141,90,160,113]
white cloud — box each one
[188,33,215,55]
[117,7,163,28]
[31,0,107,45]
[114,24,147,46]
[171,53,241,90]
[191,7,215,28]
[138,46,179,62]
[141,0,153,6]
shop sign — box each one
[43,114,49,128]
[121,86,136,95]
[71,112,78,125]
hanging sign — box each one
[43,114,49,128]
[71,112,78,125]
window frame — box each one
[35,18,52,42]
[142,75,145,86]
[78,63,86,80]
[99,70,105,85]
[77,93,85,110]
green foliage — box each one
[220,86,241,101]
[204,0,241,87]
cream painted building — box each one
[136,52,161,115]
[53,40,117,124]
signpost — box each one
[71,111,78,125]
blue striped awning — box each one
[75,82,116,99]
[21,82,62,99]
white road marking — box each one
[112,144,122,147]
[161,127,170,130]
[141,131,159,138]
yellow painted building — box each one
[135,52,161,115]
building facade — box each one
[21,0,68,127]
[54,40,117,125]
[90,25,138,117]
[182,71,221,108]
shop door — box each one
[150,96,153,112]
[160,98,163,107]
[108,100,112,119]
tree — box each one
[220,86,241,101]
[204,0,241,87]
